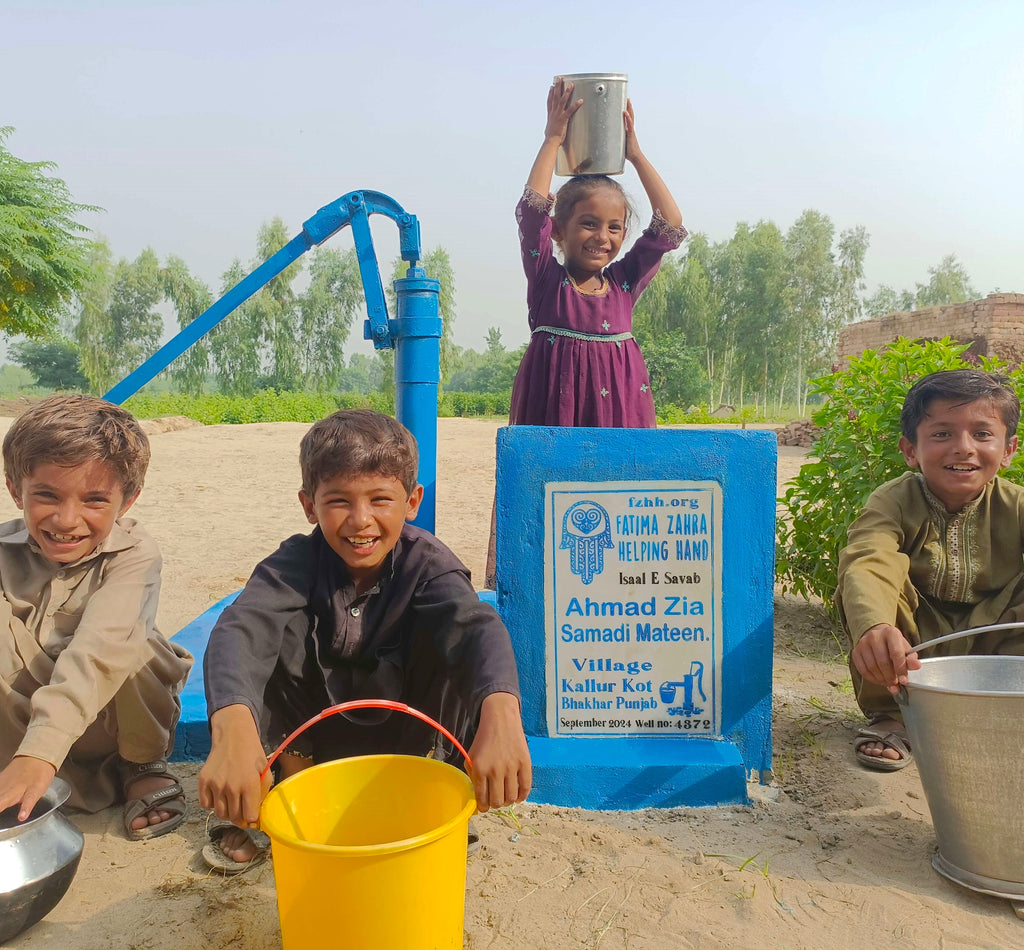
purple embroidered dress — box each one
[509,187,688,427]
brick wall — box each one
[837,294,1024,366]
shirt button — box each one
[351,607,361,617]
[56,571,65,579]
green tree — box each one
[208,259,265,396]
[719,221,791,409]
[10,337,89,390]
[207,219,303,396]
[0,127,98,337]
[833,225,870,330]
[915,253,977,307]
[162,254,213,396]
[634,331,707,408]
[423,247,457,384]
[76,245,163,392]
[74,238,114,391]
[633,240,724,406]
[337,352,383,393]
[297,246,363,389]
[107,248,164,378]
[863,284,916,319]
[673,238,723,405]
[785,210,836,413]
[485,326,505,356]
[863,254,977,320]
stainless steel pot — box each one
[555,73,628,177]
[0,777,84,941]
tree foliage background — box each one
[0,128,97,338]
[0,134,1001,411]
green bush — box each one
[656,403,765,426]
[775,337,1024,613]
[438,391,510,418]
[125,387,514,425]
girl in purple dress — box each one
[509,77,689,427]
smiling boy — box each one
[198,410,530,871]
[0,395,193,837]
[837,369,1024,770]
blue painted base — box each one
[169,591,239,761]
[526,736,749,810]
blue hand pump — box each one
[102,191,442,531]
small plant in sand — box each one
[775,337,1024,613]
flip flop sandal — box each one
[120,759,187,841]
[854,725,913,772]
[202,825,271,876]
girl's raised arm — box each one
[525,77,582,196]
[624,100,683,228]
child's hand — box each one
[544,77,583,145]
[0,755,57,822]
[852,623,921,693]
[198,704,272,828]
[466,692,532,812]
[623,99,642,163]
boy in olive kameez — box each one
[837,369,1024,770]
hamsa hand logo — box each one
[561,500,613,585]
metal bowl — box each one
[0,777,84,942]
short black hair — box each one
[901,369,1020,443]
[299,409,418,496]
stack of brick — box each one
[837,294,1024,367]
[775,420,823,447]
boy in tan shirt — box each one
[837,370,1024,770]
[0,395,192,838]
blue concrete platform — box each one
[495,426,776,809]
[528,736,747,809]
[169,591,238,761]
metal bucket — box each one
[899,633,1024,898]
[555,73,628,177]
[0,777,84,941]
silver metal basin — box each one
[901,655,1024,898]
[0,777,84,941]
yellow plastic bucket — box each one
[259,702,476,949]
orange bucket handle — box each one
[259,699,473,781]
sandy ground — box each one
[2,418,1023,949]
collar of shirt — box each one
[918,473,990,525]
[315,528,402,605]
[0,517,141,571]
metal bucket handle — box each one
[259,699,472,781]
[911,621,1024,655]
[897,621,1024,706]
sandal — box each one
[120,759,187,840]
[854,719,913,772]
[202,824,271,875]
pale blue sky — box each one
[3,0,1022,354]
